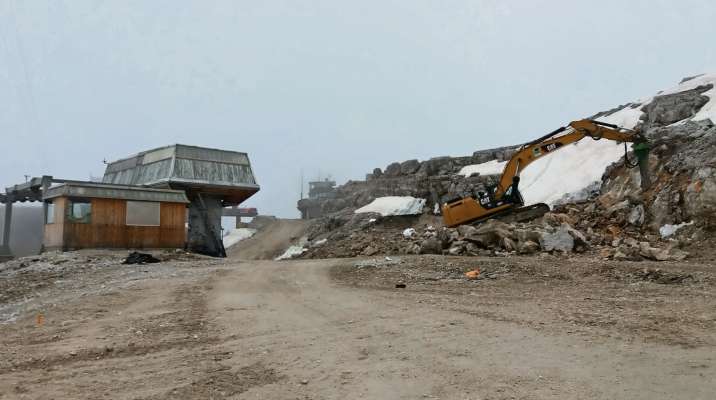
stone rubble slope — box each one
[300,205,690,262]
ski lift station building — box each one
[0,144,259,259]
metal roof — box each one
[101,144,259,205]
[43,182,190,203]
[102,144,257,187]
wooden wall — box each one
[44,198,186,251]
[43,197,66,249]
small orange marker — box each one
[36,313,45,327]
[465,269,481,280]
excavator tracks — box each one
[470,203,550,226]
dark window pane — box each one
[67,200,91,223]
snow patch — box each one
[458,159,507,177]
[521,138,627,205]
[595,104,645,130]
[355,196,426,216]
[275,245,307,260]
[553,181,601,206]
[659,221,694,238]
[222,228,257,248]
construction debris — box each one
[122,252,161,265]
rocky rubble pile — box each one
[300,202,690,262]
[548,201,693,261]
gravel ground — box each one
[1,250,715,399]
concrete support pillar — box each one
[187,194,226,257]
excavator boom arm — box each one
[441,119,648,228]
[494,119,643,198]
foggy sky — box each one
[1,0,715,217]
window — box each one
[66,200,92,223]
[126,201,160,226]
[46,202,55,224]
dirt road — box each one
[227,219,308,260]
[2,254,714,399]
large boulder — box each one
[517,240,540,254]
[514,228,542,245]
[419,156,455,176]
[385,162,402,177]
[640,84,712,130]
[472,150,494,164]
[638,242,670,261]
[539,225,574,252]
[628,204,646,226]
[400,159,421,175]
[457,224,477,237]
[463,220,514,248]
[419,237,443,254]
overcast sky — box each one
[1,0,715,217]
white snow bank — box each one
[595,104,645,130]
[458,159,507,177]
[520,138,626,205]
[355,196,426,216]
[222,228,257,248]
[659,221,694,238]
[275,245,307,260]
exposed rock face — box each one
[384,162,402,177]
[400,159,421,175]
[601,118,716,230]
[640,84,712,130]
[304,150,511,217]
[592,75,716,232]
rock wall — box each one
[598,85,716,231]
[310,145,517,216]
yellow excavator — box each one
[441,119,650,227]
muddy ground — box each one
[1,250,715,399]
